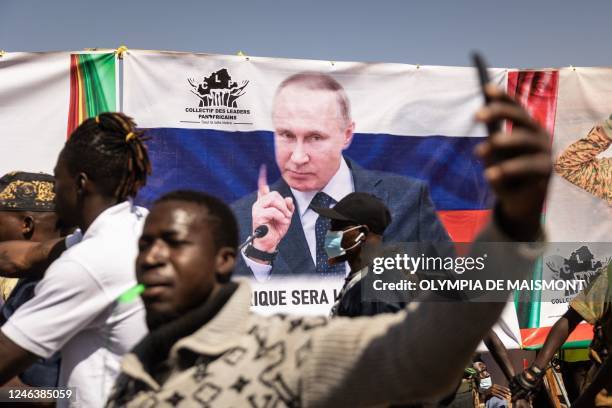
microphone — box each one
[239,225,269,250]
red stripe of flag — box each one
[521,323,593,348]
[438,209,491,242]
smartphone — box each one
[472,52,501,135]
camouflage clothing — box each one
[554,121,612,205]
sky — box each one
[1,0,611,69]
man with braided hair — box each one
[0,112,152,407]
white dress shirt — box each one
[244,158,354,281]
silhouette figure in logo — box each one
[547,245,606,296]
[188,68,249,108]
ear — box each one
[22,215,34,239]
[215,247,237,282]
[76,172,93,196]
[356,225,370,242]
[341,121,355,150]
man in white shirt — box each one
[0,112,152,407]
[231,72,450,280]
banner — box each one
[3,49,611,351]
[122,50,528,347]
[0,51,118,176]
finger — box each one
[495,392,510,400]
[498,385,511,393]
[489,129,550,151]
[485,153,552,184]
[499,391,512,400]
[264,198,293,219]
[497,387,512,398]
[258,207,289,224]
[257,164,269,198]
[476,130,550,166]
[259,191,293,218]
[285,197,295,214]
[476,102,540,132]
[484,83,517,104]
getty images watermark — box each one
[360,242,608,303]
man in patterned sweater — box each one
[106,86,552,407]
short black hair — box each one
[62,112,151,201]
[155,190,239,250]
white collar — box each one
[290,158,354,217]
[82,200,135,240]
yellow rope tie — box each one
[115,45,128,59]
[125,132,136,143]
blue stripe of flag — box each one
[136,128,494,210]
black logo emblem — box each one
[547,246,606,296]
[188,68,249,108]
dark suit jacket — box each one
[231,158,451,278]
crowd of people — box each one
[0,70,609,407]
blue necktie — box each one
[310,192,345,276]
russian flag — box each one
[124,50,510,242]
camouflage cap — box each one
[0,172,55,212]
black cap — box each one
[0,172,55,212]
[313,192,391,235]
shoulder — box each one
[375,170,426,191]
[55,229,140,291]
[33,258,106,302]
[349,160,426,192]
[357,168,428,208]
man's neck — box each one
[348,257,364,275]
[78,196,120,232]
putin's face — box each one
[273,85,354,192]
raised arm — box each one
[554,119,612,203]
[302,85,552,406]
[0,238,66,279]
[304,232,542,406]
